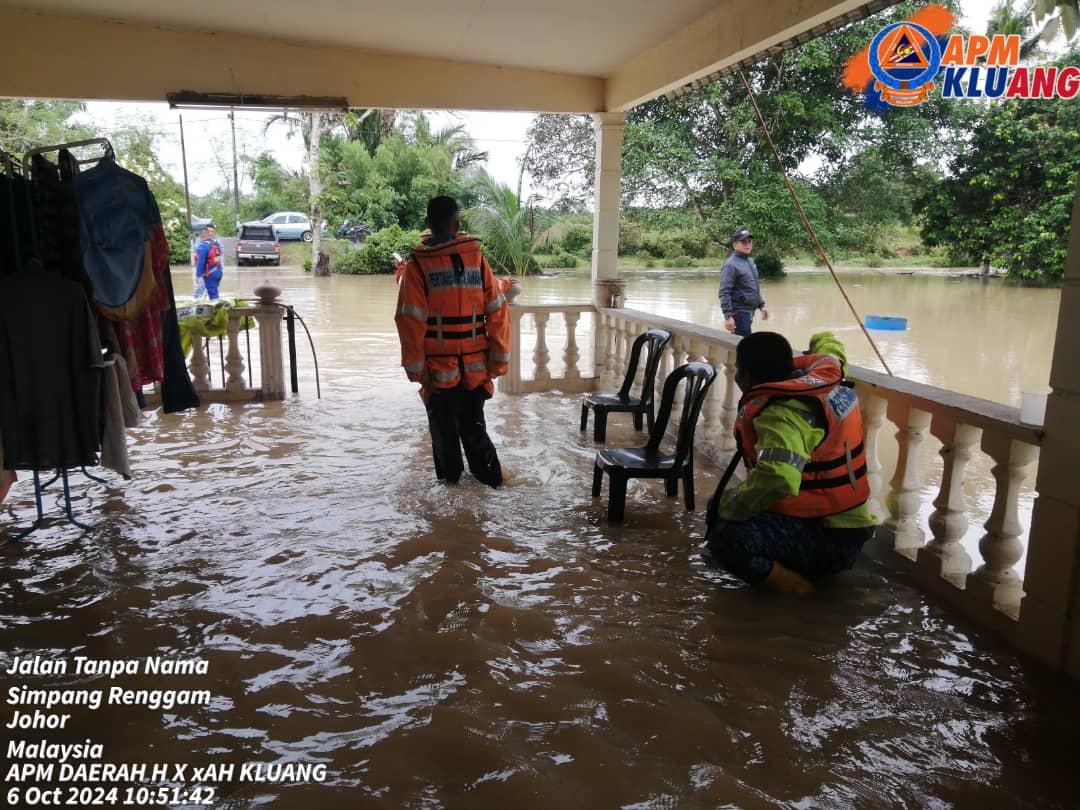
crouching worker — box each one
[394,196,511,488]
[705,331,876,595]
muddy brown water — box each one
[1,266,1075,809]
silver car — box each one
[261,211,326,242]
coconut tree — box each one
[263,111,339,275]
[987,0,1080,57]
[464,170,535,277]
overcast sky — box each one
[77,0,1007,204]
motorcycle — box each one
[336,220,373,243]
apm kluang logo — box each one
[844,3,1080,110]
[867,21,942,106]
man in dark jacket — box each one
[720,227,769,337]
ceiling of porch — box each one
[0,0,891,111]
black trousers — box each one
[425,384,502,488]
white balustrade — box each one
[968,436,1041,618]
[497,304,595,395]
[532,311,551,382]
[499,304,1046,651]
[188,335,210,392]
[859,392,888,523]
[225,311,248,392]
[564,311,581,381]
[886,404,933,559]
[919,420,982,587]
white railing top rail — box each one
[511,303,597,316]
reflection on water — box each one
[0,266,1074,808]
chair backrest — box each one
[646,362,719,466]
[617,329,673,404]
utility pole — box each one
[178,115,194,262]
[230,108,241,232]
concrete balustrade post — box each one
[860,393,888,523]
[718,350,738,453]
[225,311,247,392]
[968,435,1040,619]
[252,304,285,400]
[188,333,210,392]
[532,311,551,382]
[564,311,581,380]
[886,404,932,558]
[919,419,982,587]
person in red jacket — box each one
[395,196,511,488]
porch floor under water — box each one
[1,271,1077,809]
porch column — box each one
[1017,173,1080,676]
[590,111,626,311]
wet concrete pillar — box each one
[590,111,626,311]
[1018,172,1080,677]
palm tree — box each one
[1033,0,1079,42]
[987,0,1080,56]
[464,170,535,276]
[263,111,339,275]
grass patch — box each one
[280,239,352,268]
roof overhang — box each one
[0,0,897,112]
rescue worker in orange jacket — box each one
[395,196,511,488]
[705,331,876,594]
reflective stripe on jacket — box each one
[394,235,510,394]
[734,354,869,518]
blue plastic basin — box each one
[865,315,907,331]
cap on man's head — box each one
[426,196,460,230]
[731,228,753,244]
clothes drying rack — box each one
[3,137,116,542]
[22,136,113,175]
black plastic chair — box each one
[580,328,672,442]
[591,362,718,522]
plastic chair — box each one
[580,329,672,442]
[591,362,718,522]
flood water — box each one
[1,265,1075,809]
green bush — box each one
[755,253,787,279]
[332,225,423,275]
[618,219,643,254]
[641,233,665,258]
[560,224,592,256]
[166,222,191,265]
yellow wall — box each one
[0,10,605,113]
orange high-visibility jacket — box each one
[735,354,869,518]
[395,235,511,395]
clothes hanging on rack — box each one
[100,350,140,479]
[0,259,103,470]
[70,154,159,311]
[31,152,91,291]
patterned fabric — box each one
[706,512,874,583]
[112,226,169,389]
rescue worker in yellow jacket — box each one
[706,331,876,595]
[395,196,511,488]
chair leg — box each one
[607,473,627,522]
[646,405,655,435]
[664,475,678,497]
[633,410,643,431]
[684,464,696,511]
[592,461,604,497]
[594,408,608,442]
[580,402,589,432]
